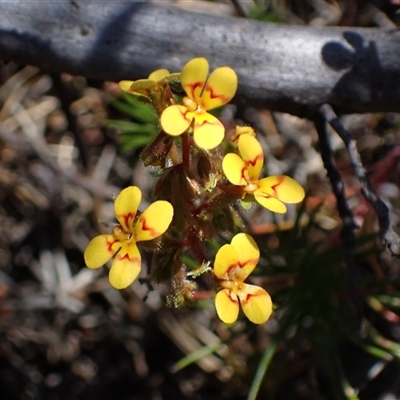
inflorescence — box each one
[84,57,305,325]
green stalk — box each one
[247,339,278,400]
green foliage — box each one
[107,92,159,151]
[249,5,284,23]
[245,201,392,399]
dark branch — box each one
[314,112,357,238]
[0,1,399,117]
[313,111,363,324]
[319,103,400,257]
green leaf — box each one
[104,119,155,134]
[247,339,278,400]
[240,196,254,210]
[110,95,158,124]
[170,341,224,373]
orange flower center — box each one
[219,266,247,294]
[112,225,133,242]
[220,279,244,294]
[243,182,258,193]
[183,96,199,112]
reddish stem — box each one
[217,182,246,195]
[181,132,190,169]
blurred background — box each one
[1,1,400,399]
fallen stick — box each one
[0,1,399,116]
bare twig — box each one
[0,1,399,116]
[319,103,400,257]
[313,110,364,324]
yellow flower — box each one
[222,135,305,213]
[230,125,256,144]
[119,69,176,95]
[214,233,272,324]
[84,186,173,289]
[160,57,238,150]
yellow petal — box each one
[222,153,247,186]
[181,57,209,103]
[84,235,119,269]
[192,112,225,150]
[119,79,156,96]
[148,69,170,81]
[215,289,239,324]
[231,125,256,144]
[257,176,305,204]
[135,200,173,241]
[214,244,238,279]
[238,135,263,182]
[161,105,193,136]
[109,243,141,289]
[119,80,135,92]
[254,193,287,213]
[114,186,142,232]
[199,66,238,110]
[231,233,260,279]
[238,284,273,324]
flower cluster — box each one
[84,57,305,325]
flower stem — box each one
[217,182,245,195]
[182,132,190,169]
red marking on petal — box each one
[227,291,239,304]
[224,257,258,280]
[194,117,220,128]
[241,289,263,305]
[124,212,135,229]
[223,259,259,286]
[240,166,248,182]
[115,252,140,262]
[257,176,286,199]
[238,258,259,269]
[258,191,273,199]
[106,237,120,254]
[239,154,263,184]
[115,212,136,232]
[225,262,239,276]
[203,85,230,103]
[140,217,158,237]
[186,81,204,99]
[182,109,195,123]
[270,175,285,197]
[245,153,263,168]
